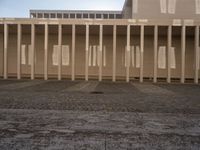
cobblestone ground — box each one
[0,79,200,150]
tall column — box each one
[181,26,186,83]
[153,25,158,83]
[72,24,76,81]
[140,25,144,83]
[44,24,48,80]
[31,24,35,80]
[113,25,117,82]
[167,26,172,83]
[3,23,8,79]
[195,26,199,84]
[58,24,62,80]
[85,24,89,81]
[99,24,103,82]
[126,25,131,82]
[17,24,21,80]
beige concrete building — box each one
[0,0,200,83]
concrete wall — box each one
[0,25,199,81]
[124,0,200,19]
[0,32,3,77]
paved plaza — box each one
[0,79,200,149]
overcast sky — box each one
[0,0,125,18]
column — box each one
[85,24,89,81]
[153,25,158,83]
[17,24,21,80]
[140,25,144,83]
[126,25,131,82]
[99,24,103,82]
[181,26,186,83]
[31,24,35,80]
[3,23,8,79]
[58,24,62,80]
[72,24,76,81]
[195,26,199,84]
[44,23,48,80]
[113,25,116,82]
[167,26,172,83]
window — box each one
[50,14,56,18]
[116,14,122,19]
[83,14,89,18]
[109,14,114,19]
[96,14,102,19]
[38,13,43,18]
[89,14,95,19]
[63,14,69,19]
[76,14,82,18]
[70,14,75,18]
[44,13,49,18]
[57,14,62,18]
[103,14,108,19]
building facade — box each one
[0,0,200,83]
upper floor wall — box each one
[30,10,123,19]
[123,0,200,19]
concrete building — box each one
[0,0,200,83]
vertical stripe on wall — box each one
[168,0,176,14]
[196,0,200,14]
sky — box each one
[0,0,125,18]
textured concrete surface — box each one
[0,79,200,150]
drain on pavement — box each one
[90,91,104,94]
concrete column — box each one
[126,25,131,82]
[58,24,62,80]
[99,24,103,82]
[195,26,199,84]
[72,24,76,81]
[44,24,48,80]
[167,26,172,83]
[113,25,117,82]
[17,24,21,80]
[153,25,158,83]
[3,23,8,79]
[140,25,144,83]
[85,24,89,81]
[31,24,35,80]
[181,26,186,83]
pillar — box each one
[31,24,35,80]
[85,24,89,81]
[44,23,48,80]
[195,26,199,84]
[167,26,172,83]
[72,24,76,81]
[126,25,131,82]
[153,25,158,83]
[140,25,144,83]
[3,23,8,79]
[17,24,21,80]
[113,25,117,82]
[58,24,62,80]
[181,26,186,83]
[99,24,103,82]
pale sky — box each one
[0,0,125,18]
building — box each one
[0,0,200,83]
